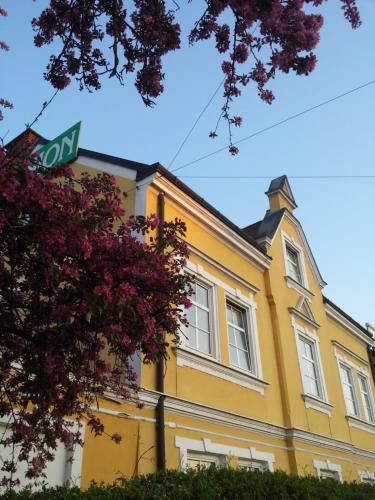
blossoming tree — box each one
[0,145,192,485]
[0,1,362,149]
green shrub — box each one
[1,468,375,499]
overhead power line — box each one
[178,175,375,180]
[123,78,375,197]
[167,77,225,169]
[171,79,375,174]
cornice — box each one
[137,389,375,461]
[175,347,269,395]
[284,276,314,301]
[325,304,373,346]
[152,176,271,271]
[332,341,370,367]
[187,244,260,295]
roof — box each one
[243,209,286,241]
[8,129,267,257]
[323,296,372,339]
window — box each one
[358,375,375,422]
[238,460,267,472]
[186,281,212,355]
[227,303,251,371]
[313,459,342,482]
[298,336,322,398]
[319,469,340,481]
[339,364,359,416]
[286,244,303,283]
[187,453,220,469]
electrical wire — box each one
[177,175,375,179]
[124,78,375,196]
[167,77,225,169]
[171,79,375,174]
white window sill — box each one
[303,394,333,416]
[347,415,375,434]
[175,347,269,395]
[284,276,314,300]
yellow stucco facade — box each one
[8,142,374,488]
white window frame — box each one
[338,362,360,417]
[238,459,269,472]
[183,272,219,360]
[292,320,330,414]
[186,452,222,469]
[313,459,342,482]
[358,470,375,484]
[281,232,309,289]
[175,436,275,472]
[358,373,375,423]
[225,292,262,379]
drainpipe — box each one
[156,192,166,471]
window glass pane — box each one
[238,349,251,371]
[286,245,302,283]
[187,326,197,349]
[359,376,374,422]
[235,330,248,351]
[187,305,196,326]
[228,325,236,345]
[232,307,244,328]
[197,308,209,332]
[226,304,233,324]
[229,345,238,366]
[198,330,210,354]
[196,283,208,307]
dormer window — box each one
[286,244,302,284]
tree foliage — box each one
[0,145,191,486]
[0,1,362,149]
[30,0,361,152]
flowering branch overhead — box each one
[30,0,361,153]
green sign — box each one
[34,121,82,168]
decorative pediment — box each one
[296,296,316,322]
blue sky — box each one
[1,0,374,328]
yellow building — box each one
[3,133,375,488]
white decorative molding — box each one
[151,177,271,271]
[283,210,326,289]
[175,436,275,471]
[135,173,154,217]
[224,289,263,380]
[281,231,310,290]
[291,319,330,405]
[175,347,269,395]
[188,244,260,295]
[303,394,333,416]
[347,415,375,435]
[358,470,375,483]
[284,276,314,301]
[313,459,342,482]
[76,155,137,180]
[186,259,256,307]
[137,390,375,462]
[332,341,370,367]
[325,303,372,346]
[289,307,320,329]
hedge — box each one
[1,468,375,499]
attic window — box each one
[286,245,302,284]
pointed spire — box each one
[265,175,297,213]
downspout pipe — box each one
[156,192,166,471]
